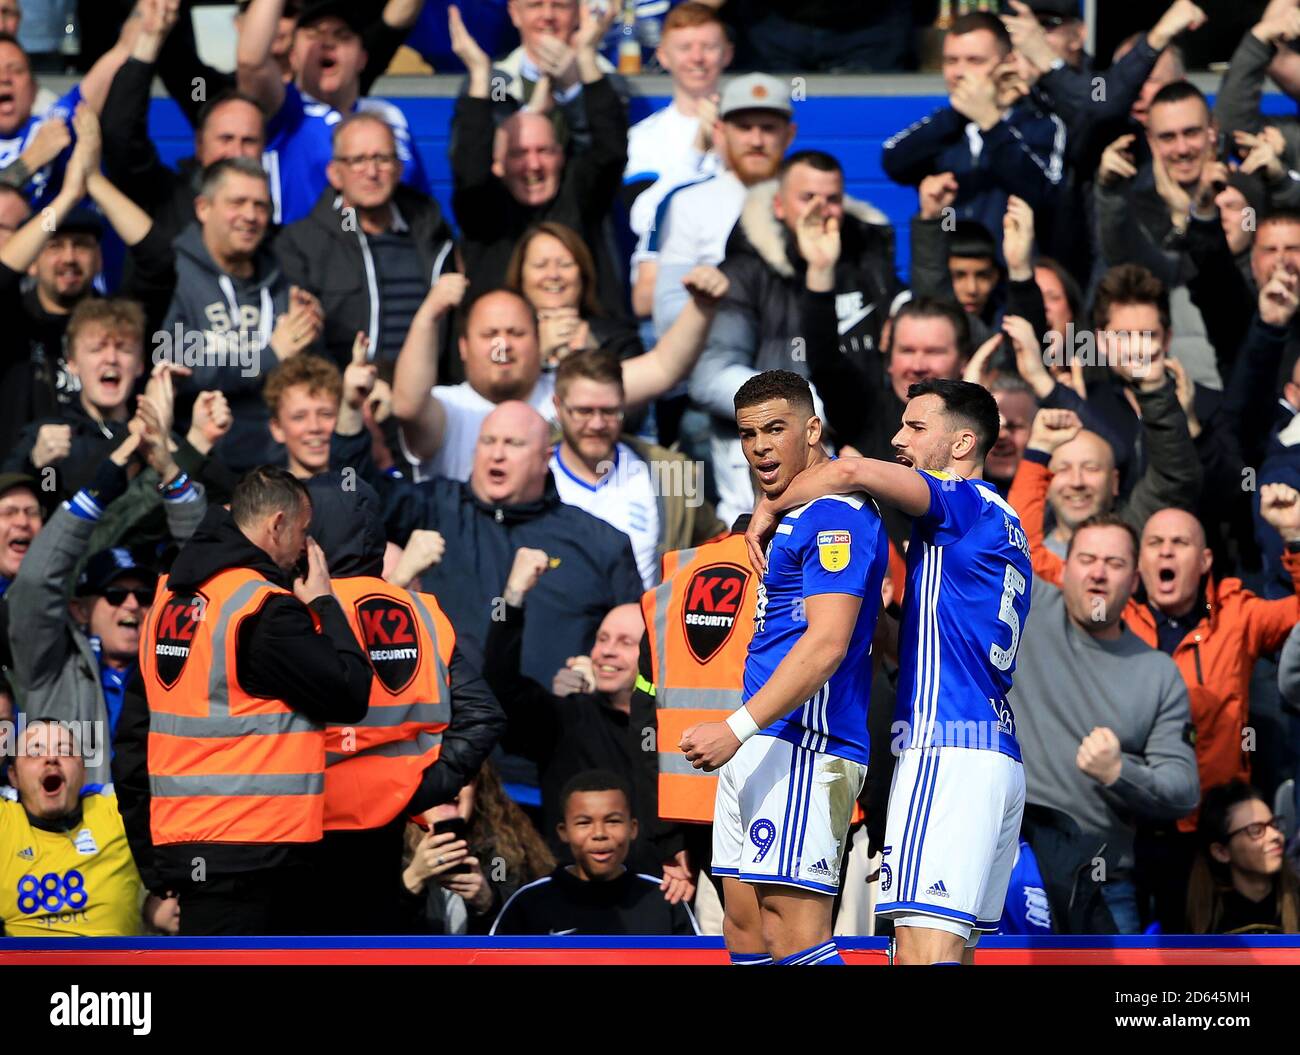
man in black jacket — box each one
[484,545,664,874]
[301,474,505,934]
[689,150,897,523]
[112,467,372,935]
[448,1,628,317]
[275,113,457,370]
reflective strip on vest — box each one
[327,730,444,767]
[655,686,741,709]
[658,751,717,778]
[152,772,326,797]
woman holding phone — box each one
[402,762,555,933]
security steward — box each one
[632,516,759,904]
[302,474,505,934]
[128,467,372,936]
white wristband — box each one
[726,706,760,744]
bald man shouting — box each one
[448,1,629,314]
[380,400,644,692]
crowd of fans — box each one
[3,0,1300,942]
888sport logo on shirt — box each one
[17,869,89,925]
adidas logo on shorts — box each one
[926,880,950,899]
[806,857,837,879]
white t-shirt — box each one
[403,374,559,482]
[549,441,661,589]
[653,169,746,271]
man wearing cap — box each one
[7,426,206,788]
[300,472,505,934]
[650,71,796,338]
[238,0,432,226]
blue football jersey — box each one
[0,85,82,208]
[896,471,1033,762]
[264,83,431,226]
[744,491,888,765]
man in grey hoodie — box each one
[157,157,324,472]
[1011,511,1199,933]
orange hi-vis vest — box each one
[642,533,756,824]
[141,567,327,846]
[325,576,454,831]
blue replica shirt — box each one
[997,840,1053,935]
[896,471,1033,762]
[744,490,888,765]
[264,82,430,225]
[0,85,81,207]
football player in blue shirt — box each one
[681,370,888,966]
[747,378,1033,965]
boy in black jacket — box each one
[490,771,699,937]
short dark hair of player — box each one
[779,149,842,181]
[195,89,267,139]
[734,370,815,419]
[948,12,1012,55]
[231,466,311,530]
[1149,79,1208,114]
[950,220,998,264]
[1091,263,1170,333]
[906,377,1000,460]
[555,346,624,400]
[199,156,270,200]
[560,769,633,814]
[1066,512,1140,563]
[892,296,972,361]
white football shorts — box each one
[876,745,1026,944]
[712,734,866,894]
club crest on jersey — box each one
[681,562,749,663]
[356,595,421,693]
[152,592,204,688]
[816,531,851,572]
